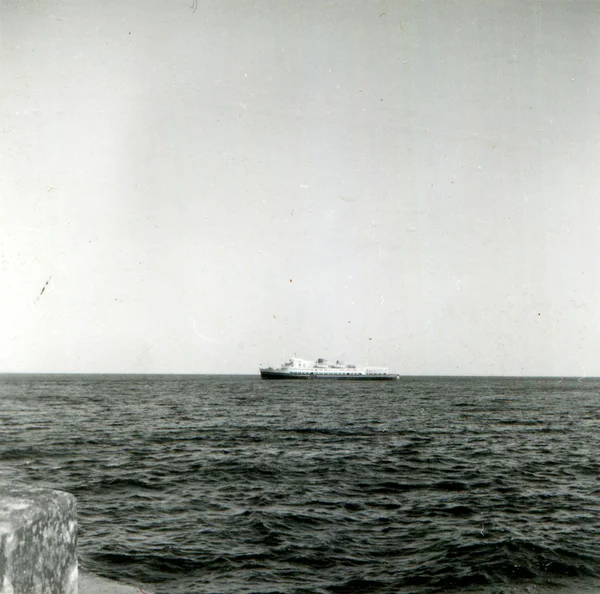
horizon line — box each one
[0,372,596,380]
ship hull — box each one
[260,370,398,381]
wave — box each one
[6,374,600,593]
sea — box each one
[2,374,600,594]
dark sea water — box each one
[2,375,600,593]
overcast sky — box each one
[1,0,599,375]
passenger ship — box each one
[259,357,399,380]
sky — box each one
[1,0,600,375]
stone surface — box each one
[0,482,77,594]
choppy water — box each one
[2,374,600,593]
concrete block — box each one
[0,482,77,594]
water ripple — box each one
[2,374,600,592]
